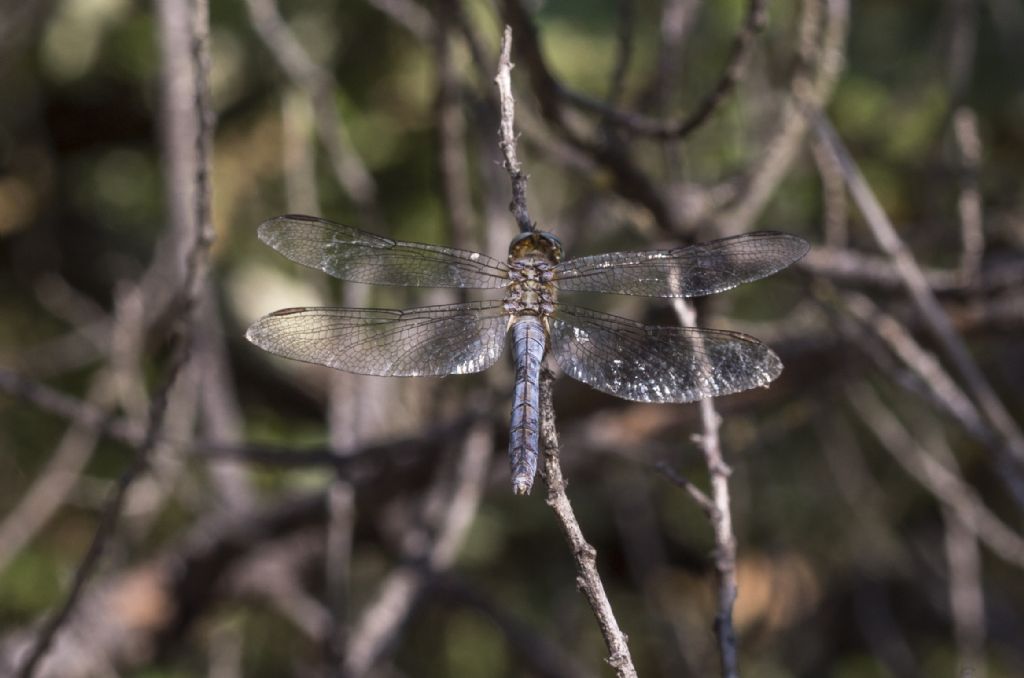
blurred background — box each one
[2,0,1024,676]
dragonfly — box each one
[246,215,809,494]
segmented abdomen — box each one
[508,316,546,494]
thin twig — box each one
[495,26,534,233]
[673,299,740,678]
[655,461,714,513]
[501,0,680,232]
[13,3,215,673]
[538,368,638,678]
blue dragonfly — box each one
[246,215,808,494]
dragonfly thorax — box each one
[505,259,556,317]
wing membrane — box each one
[259,215,510,289]
[553,231,809,297]
[246,301,509,376]
[548,304,782,403]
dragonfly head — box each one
[508,231,563,264]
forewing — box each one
[548,305,782,403]
[553,231,809,297]
[259,214,509,288]
[246,301,509,376]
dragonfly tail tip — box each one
[512,477,534,495]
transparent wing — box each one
[259,214,510,288]
[552,231,809,297]
[548,304,782,403]
[246,300,509,376]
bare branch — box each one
[495,26,534,233]
[673,299,739,678]
[538,368,638,678]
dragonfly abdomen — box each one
[508,316,546,495]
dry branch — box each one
[538,369,638,678]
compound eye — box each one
[508,230,564,262]
[508,232,533,250]
[537,231,563,251]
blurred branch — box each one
[243,0,378,212]
[825,288,1024,507]
[674,299,739,678]
[941,505,987,677]
[435,7,475,248]
[0,493,329,677]
[655,461,714,513]
[538,368,638,678]
[495,26,534,234]
[427,574,596,678]
[800,245,1024,293]
[809,134,849,246]
[847,384,1024,570]
[501,0,680,232]
[0,377,112,576]
[642,0,704,113]
[815,113,1024,468]
[365,0,434,41]
[567,0,767,140]
[604,0,636,109]
[14,1,216,673]
[838,291,991,443]
[713,0,849,235]
[0,366,497,483]
[341,422,491,676]
[953,107,984,283]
